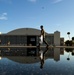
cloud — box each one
[28,0,37,2]
[53,0,63,4]
[0,13,8,20]
[2,12,7,16]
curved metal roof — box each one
[6,56,49,64]
[6,56,40,64]
[7,28,48,35]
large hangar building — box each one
[0,28,64,46]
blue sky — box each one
[0,0,74,40]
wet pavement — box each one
[0,48,74,75]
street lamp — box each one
[67,52,70,61]
[67,32,70,40]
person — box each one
[39,47,49,69]
[39,49,44,69]
[37,25,49,48]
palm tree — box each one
[67,32,70,40]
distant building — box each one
[60,38,64,46]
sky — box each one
[0,0,74,40]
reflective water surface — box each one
[0,48,74,75]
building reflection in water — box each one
[0,48,64,66]
[54,48,60,61]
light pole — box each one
[67,52,70,60]
[67,32,70,40]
